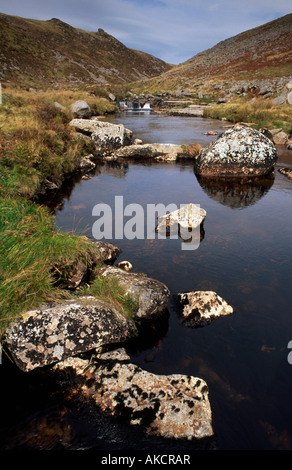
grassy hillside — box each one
[131,14,292,95]
[0,13,171,88]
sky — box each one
[0,0,291,64]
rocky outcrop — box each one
[113,143,200,160]
[53,348,214,441]
[4,297,136,372]
[194,125,278,177]
[95,265,170,320]
[178,291,234,327]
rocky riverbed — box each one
[3,102,292,447]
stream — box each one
[1,113,292,451]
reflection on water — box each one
[196,173,274,209]
[2,115,292,451]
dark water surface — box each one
[1,114,292,451]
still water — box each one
[1,113,292,451]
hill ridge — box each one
[0,12,171,88]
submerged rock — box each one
[194,125,278,177]
[178,291,234,327]
[54,348,214,441]
[4,297,135,372]
[95,265,170,320]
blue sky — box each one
[0,0,291,64]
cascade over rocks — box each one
[53,348,214,441]
[194,125,278,177]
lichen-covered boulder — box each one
[69,118,133,154]
[54,348,214,441]
[4,297,135,372]
[178,291,233,327]
[194,125,278,177]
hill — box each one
[131,14,292,95]
[0,13,171,88]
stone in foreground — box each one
[178,291,233,327]
[54,348,214,441]
[194,125,278,177]
[4,297,135,372]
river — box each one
[1,112,292,451]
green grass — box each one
[203,97,292,134]
[79,275,138,322]
[0,197,137,333]
[0,87,137,334]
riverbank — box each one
[1,85,291,330]
[0,86,123,331]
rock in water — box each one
[178,291,233,327]
[194,125,277,177]
[54,348,214,441]
[156,203,206,235]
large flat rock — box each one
[54,348,214,441]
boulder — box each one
[71,100,91,119]
[178,291,233,327]
[69,118,133,153]
[53,348,214,441]
[287,92,292,105]
[95,265,170,320]
[4,297,135,372]
[113,143,196,161]
[156,203,206,236]
[194,125,278,177]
